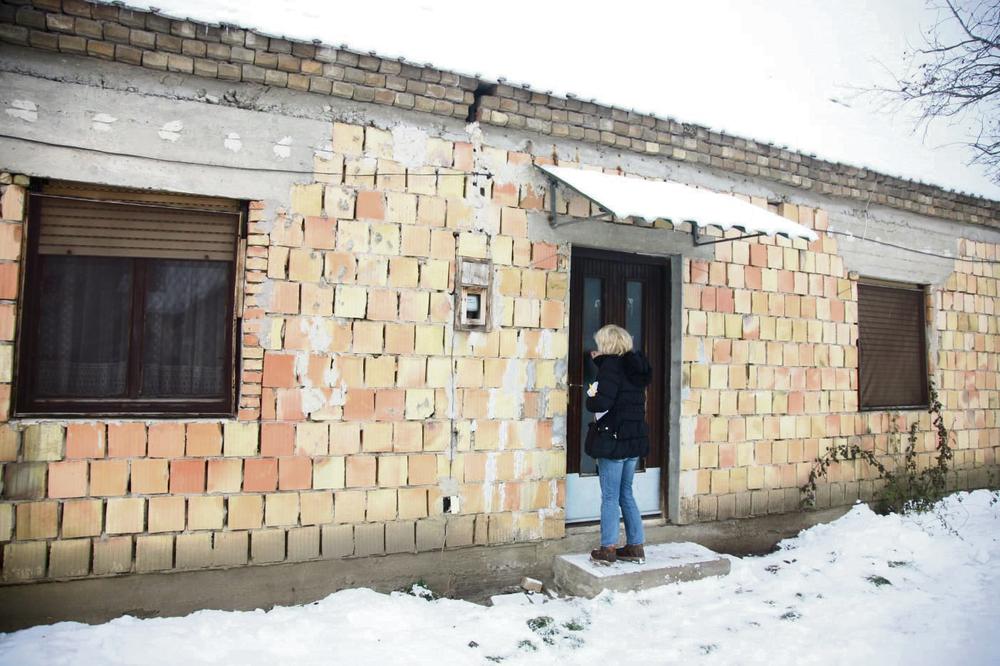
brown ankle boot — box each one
[589,545,617,566]
[615,544,645,564]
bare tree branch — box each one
[877,0,1000,183]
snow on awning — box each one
[537,164,818,243]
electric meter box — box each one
[455,257,492,331]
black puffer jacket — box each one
[585,351,653,459]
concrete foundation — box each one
[0,506,846,631]
[553,542,731,598]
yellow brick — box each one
[106,497,145,534]
[386,191,417,224]
[371,223,401,255]
[291,183,323,217]
[457,232,488,258]
[265,493,300,526]
[425,357,451,387]
[224,422,259,457]
[365,356,397,388]
[288,248,324,282]
[313,456,346,489]
[333,122,364,155]
[378,456,408,487]
[296,422,329,456]
[421,259,450,290]
[364,126,393,158]
[405,389,435,419]
[387,257,418,289]
[414,325,444,355]
[366,488,397,521]
[334,285,368,319]
[334,490,365,523]
[300,490,334,525]
[325,185,356,218]
[187,496,224,530]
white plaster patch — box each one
[224,132,242,152]
[273,136,293,159]
[158,120,183,142]
[300,387,326,415]
[391,124,428,168]
[91,113,117,132]
[6,99,37,122]
[313,140,334,161]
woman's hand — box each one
[586,382,598,397]
[590,350,599,359]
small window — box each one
[16,182,243,416]
[857,279,928,410]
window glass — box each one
[142,260,231,398]
[35,256,133,397]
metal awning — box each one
[538,164,818,245]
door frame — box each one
[565,245,682,522]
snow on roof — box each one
[119,0,1000,201]
[538,165,819,241]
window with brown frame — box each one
[857,279,929,410]
[16,181,244,417]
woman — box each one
[585,324,652,565]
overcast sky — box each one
[127,0,1000,199]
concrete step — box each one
[553,542,731,598]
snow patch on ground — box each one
[1,491,997,665]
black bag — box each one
[584,419,618,459]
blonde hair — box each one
[594,324,633,356]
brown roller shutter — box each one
[36,181,240,261]
[858,280,929,409]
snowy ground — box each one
[1,491,998,665]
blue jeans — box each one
[597,457,645,548]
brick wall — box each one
[1,126,998,583]
[1,0,999,229]
[0,125,570,582]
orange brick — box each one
[90,459,129,496]
[0,303,15,341]
[244,458,278,492]
[0,262,19,300]
[356,191,385,220]
[346,456,376,487]
[186,423,222,456]
[62,498,103,538]
[343,389,375,421]
[375,389,405,421]
[16,501,58,539]
[170,459,206,493]
[407,454,438,485]
[107,423,146,458]
[393,422,423,452]
[279,457,312,490]
[261,422,295,457]
[269,280,300,314]
[148,495,186,533]
[147,423,185,458]
[48,460,88,498]
[131,459,169,494]
[303,216,336,249]
[263,352,297,388]
[206,458,242,493]
[227,495,263,530]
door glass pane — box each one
[626,280,643,351]
[579,276,603,475]
[36,256,133,397]
[142,259,230,398]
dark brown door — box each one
[568,247,668,478]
